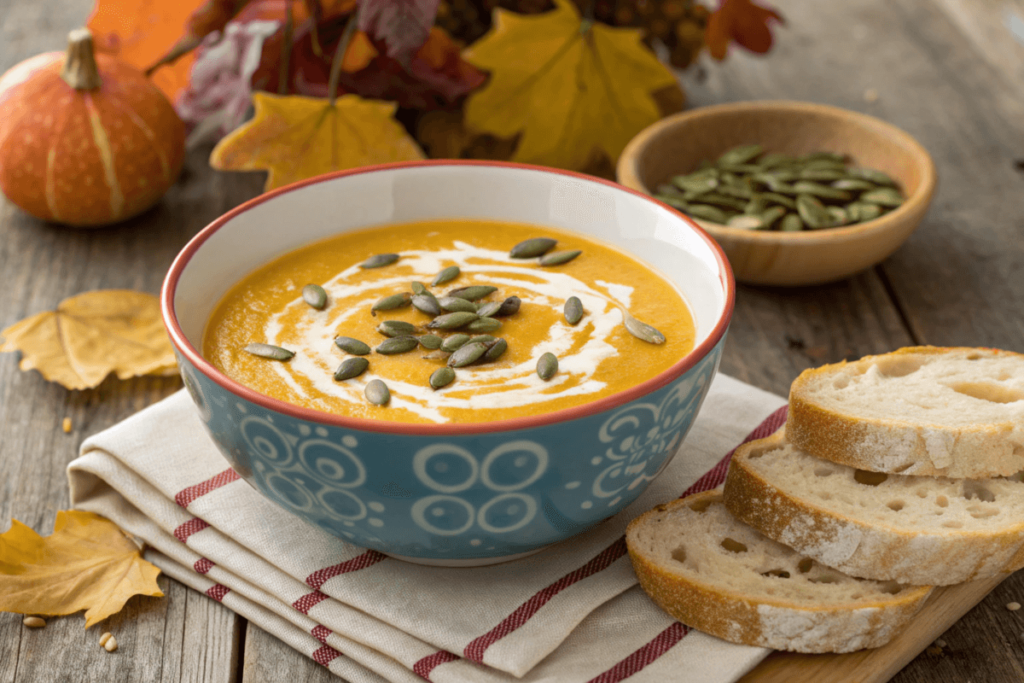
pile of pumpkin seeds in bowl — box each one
[654,144,905,231]
[243,237,668,407]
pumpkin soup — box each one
[203,220,695,424]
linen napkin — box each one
[68,374,787,683]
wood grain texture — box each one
[241,624,338,683]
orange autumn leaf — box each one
[463,0,678,171]
[0,290,177,390]
[705,0,783,60]
[344,31,380,72]
[209,91,424,191]
[0,511,163,628]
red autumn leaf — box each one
[705,0,783,61]
[358,0,440,66]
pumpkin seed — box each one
[796,194,832,229]
[376,336,419,355]
[427,311,478,330]
[655,193,689,210]
[377,320,417,337]
[716,184,754,200]
[430,367,456,390]
[718,163,762,175]
[849,167,896,186]
[334,357,369,381]
[828,206,849,226]
[792,181,852,202]
[727,215,764,230]
[365,379,390,405]
[302,284,327,310]
[861,187,904,207]
[466,317,501,333]
[334,336,371,355]
[536,352,558,381]
[780,214,804,231]
[411,281,428,296]
[800,168,846,182]
[441,334,470,352]
[244,343,295,361]
[850,202,883,222]
[484,338,508,362]
[438,296,478,313]
[802,158,848,171]
[447,285,498,301]
[753,169,799,184]
[758,192,796,209]
[802,151,847,163]
[422,350,451,361]
[371,292,412,316]
[360,253,399,269]
[432,265,460,287]
[762,180,800,195]
[564,296,584,325]
[539,250,582,267]
[696,192,747,211]
[412,294,441,316]
[510,237,557,259]
[685,204,729,223]
[469,335,496,345]
[760,206,787,228]
[831,178,876,191]
[495,296,521,316]
[418,334,443,350]
[718,143,763,166]
[476,301,501,318]
[758,152,792,168]
[623,312,666,344]
[744,196,767,215]
[672,174,719,194]
[448,342,487,367]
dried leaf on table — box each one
[359,0,441,66]
[705,0,783,60]
[462,0,678,171]
[209,91,424,191]
[0,511,163,628]
[0,290,177,390]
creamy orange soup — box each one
[203,220,695,424]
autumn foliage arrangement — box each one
[86,0,782,189]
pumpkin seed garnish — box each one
[427,311,478,330]
[438,296,478,313]
[371,292,412,316]
[447,285,498,301]
[334,336,371,355]
[411,281,428,296]
[448,342,487,368]
[441,334,470,352]
[539,250,582,267]
[466,317,501,333]
[432,265,461,286]
[244,343,295,361]
[422,350,451,361]
[564,296,584,325]
[468,335,496,345]
[495,296,521,316]
[623,311,666,345]
[430,367,456,390]
[476,301,501,318]
[377,320,417,337]
[365,379,390,405]
[510,237,557,259]
[536,352,558,381]
[376,336,419,355]
[333,357,369,381]
[360,253,400,269]
[412,294,441,316]
[418,334,443,350]
[484,338,508,362]
[302,284,327,310]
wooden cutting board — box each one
[738,575,1007,683]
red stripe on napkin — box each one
[311,625,332,644]
[312,645,342,666]
[174,518,211,543]
[293,590,330,615]
[587,622,689,683]
[175,468,241,508]
[194,558,215,574]
[305,550,387,589]
[413,650,460,680]
[463,537,628,663]
[206,584,231,602]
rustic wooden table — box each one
[2,0,1023,680]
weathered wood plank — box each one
[241,624,338,683]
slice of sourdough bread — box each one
[788,346,1024,478]
[625,490,933,653]
[724,430,1024,585]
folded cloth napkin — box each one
[69,374,787,683]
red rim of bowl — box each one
[161,159,736,436]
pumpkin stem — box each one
[61,28,102,90]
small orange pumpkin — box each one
[0,29,185,227]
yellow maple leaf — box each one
[209,92,425,192]
[0,511,163,628]
[0,290,177,390]
[463,0,678,171]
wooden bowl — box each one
[617,101,937,286]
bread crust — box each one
[788,346,1024,479]
[723,432,1024,585]
[625,491,933,653]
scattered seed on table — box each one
[23,617,45,628]
[103,634,118,653]
[1008,602,1022,611]
[99,632,113,648]
[62,417,72,433]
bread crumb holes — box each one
[887,500,905,512]
[671,546,687,563]
[854,470,888,486]
[720,538,748,553]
